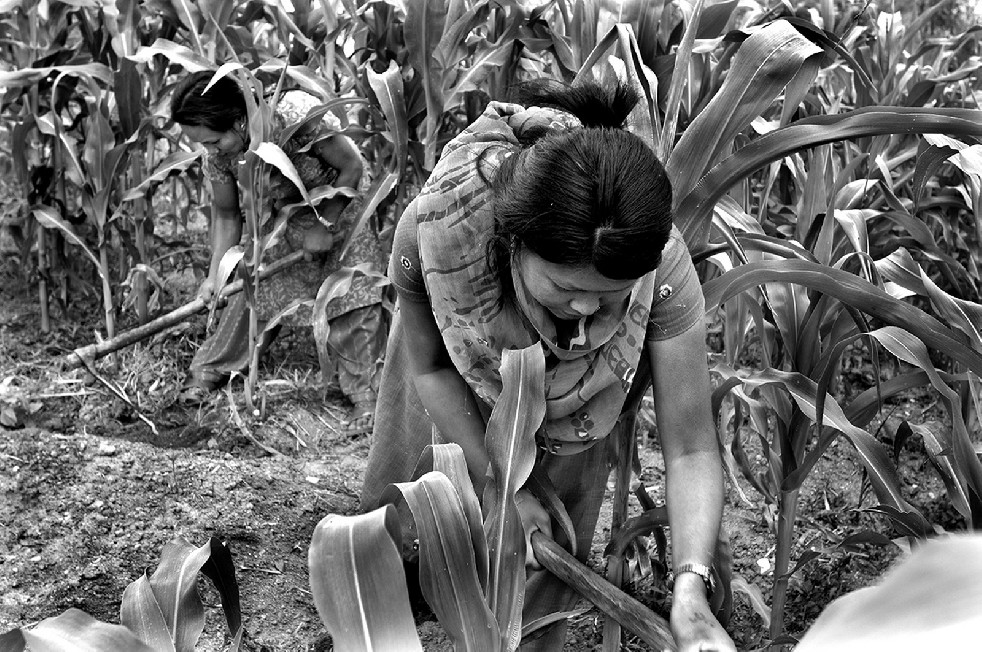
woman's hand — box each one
[515,490,552,570]
[669,575,736,652]
[303,222,335,261]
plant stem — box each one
[768,487,800,646]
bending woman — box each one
[360,81,735,651]
[171,71,385,434]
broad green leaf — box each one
[120,575,175,652]
[0,62,112,89]
[668,20,823,206]
[676,107,982,249]
[434,0,493,70]
[873,248,927,296]
[121,151,203,202]
[254,142,312,205]
[444,39,515,108]
[129,39,211,72]
[701,260,982,376]
[405,0,448,169]
[867,327,982,521]
[338,171,399,261]
[734,368,913,510]
[308,508,423,651]
[919,271,982,351]
[20,609,153,652]
[198,537,242,640]
[412,444,489,591]
[484,344,546,650]
[731,576,770,629]
[898,421,970,517]
[658,0,704,159]
[382,473,500,651]
[33,207,105,283]
[366,60,409,177]
[147,539,212,652]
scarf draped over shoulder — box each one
[415,102,655,455]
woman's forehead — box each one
[182,125,224,142]
[529,251,637,292]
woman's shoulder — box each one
[273,90,342,134]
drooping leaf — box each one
[198,537,242,640]
[702,259,982,376]
[668,19,823,206]
[381,473,500,651]
[412,444,489,591]
[676,107,982,249]
[33,206,105,283]
[120,151,204,202]
[254,142,312,205]
[20,609,154,652]
[308,508,423,651]
[146,539,212,652]
[128,38,212,72]
[120,575,175,652]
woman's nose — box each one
[568,295,600,316]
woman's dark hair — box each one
[489,80,673,281]
[170,70,247,132]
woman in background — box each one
[171,71,385,435]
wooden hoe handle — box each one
[62,251,305,370]
[531,531,677,651]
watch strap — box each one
[672,562,716,595]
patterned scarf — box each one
[416,102,655,455]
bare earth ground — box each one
[0,247,959,651]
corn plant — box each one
[0,537,242,652]
[635,4,982,645]
[310,344,546,651]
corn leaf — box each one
[129,38,211,72]
[668,20,823,206]
[733,368,914,511]
[919,271,982,351]
[366,60,409,177]
[405,0,448,169]
[254,142,312,206]
[199,537,241,640]
[382,472,500,651]
[146,539,212,652]
[308,508,423,652]
[483,343,546,650]
[702,259,982,376]
[658,0,704,159]
[20,609,153,652]
[121,151,203,202]
[338,171,399,261]
[867,327,982,521]
[120,575,175,652]
[0,62,112,89]
[899,421,971,518]
[412,443,489,591]
[676,106,982,248]
[33,206,104,283]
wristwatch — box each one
[672,562,716,596]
